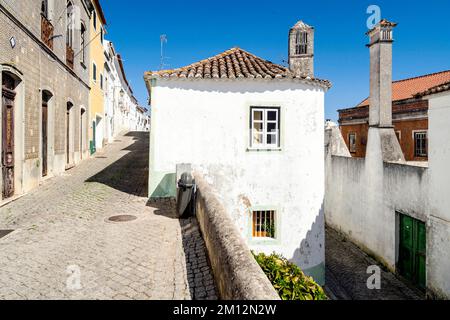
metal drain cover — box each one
[0,230,14,239]
[108,215,137,222]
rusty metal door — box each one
[2,82,15,199]
[42,101,48,176]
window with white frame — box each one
[250,107,280,149]
[414,131,427,157]
[252,210,276,239]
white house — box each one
[144,21,331,284]
[423,82,450,298]
[325,19,450,298]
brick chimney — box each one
[366,19,405,162]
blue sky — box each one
[101,0,450,121]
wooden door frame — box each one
[396,211,427,290]
[39,87,56,179]
[0,65,25,201]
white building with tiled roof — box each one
[144,21,331,284]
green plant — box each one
[261,221,276,238]
[253,252,328,300]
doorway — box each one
[66,102,73,165]
[42,91,52,177]
[1,74,16,199]
[80,108,85,160]
[398,213,426,290]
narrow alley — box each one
[0,132,217,300]
[325,227,424,300]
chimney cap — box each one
[366,19,398,35]
[291,20,314,30]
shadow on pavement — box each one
[85,132,149,197]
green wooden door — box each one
[90,121,96,155]
[399,214,426,290]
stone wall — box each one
[0,0,91,197]
[193,173,280,300]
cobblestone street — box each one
[0,132,217,300]
[325,226,424,300]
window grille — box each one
[252,210,276,239]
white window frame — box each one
[250,107,280,150]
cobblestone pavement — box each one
[0,132,217,300]
[325,226,424,300]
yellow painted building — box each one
[89,0,107,154]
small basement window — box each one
[414,131,428,157]
[252,210,276,239]
[250,107,280,149]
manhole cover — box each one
[0,230,14,239]
[108,215,137,222]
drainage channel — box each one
[107,215,138,223]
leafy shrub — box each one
[253,252,328,300]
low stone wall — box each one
[193,173,280,300]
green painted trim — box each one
[149,170,176,198]
[247,205,282,246]
[303,262,325,286]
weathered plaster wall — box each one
[326,153,428,269]
[427,91,450,298]
[149,78,326,283]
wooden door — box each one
[80,110,83,160]
[66,106,70,165]
[398,214,426,290]
[2,84,15,199]
[42,102,48,176]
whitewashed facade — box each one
[145,21,331,284]
[103,41,148,142]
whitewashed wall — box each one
[149,78,327,283]
[427,91,450,298]
[325,90,450,298]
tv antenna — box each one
[160,34,168,70]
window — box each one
[250,107,280,149]
[66,2,74,48]
[349,133,357,153]
[252,210,276,239]
[414,131,428,157]
[92,62,97,82]
[100,28,104,44]
[295,31,308,55]
[80,22,86,64]
[41,0,48,18]
[100,74,103,89]
[93,10,97,30]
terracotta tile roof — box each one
[417,81,450,97]
[358,70,450,106]
[145,47,331,87]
